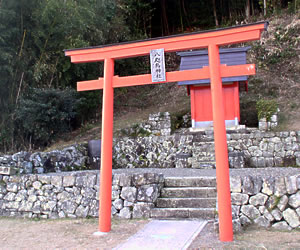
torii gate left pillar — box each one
[65,21,267,242]
[99,58,114,231]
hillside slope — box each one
[47,12,300,150]
[246,13,300,130]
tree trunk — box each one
[212,0,219,27]
[179,0,184,32]
[161,0,169,35]
[181,0,188,17]
[245,0,251,19]
[264,0,267,16]
[16,72,24,105]
[228,0,232,20]
[181,0,190,29]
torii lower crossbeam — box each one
[65,21,267,242]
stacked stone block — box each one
[0,144,88,174]
[1,170,299,229]
[147,112,172,136]
[0,171,163,220]
[114,129,300,169]
[227,130,300,168]
[1,129,300,173]
[259,113,278,131]
[230,174,300,230]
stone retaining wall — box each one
[0,112,172,174]
[0,144,88,174]
[0,171,163,220]
[1,171,299,230]
[229,174,300,230]
[227,130,300,168]
[1,129,300,174]
[114,129,300,169]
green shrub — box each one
[256,99,278,121]
[15,88,81,147]
[0,120,14,153]
[77,91,102,123]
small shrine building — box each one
[178,47,251,129]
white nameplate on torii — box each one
[150,49,166,82]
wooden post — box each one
[208,44,233,242]
[99,57,114,232]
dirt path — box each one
[0,217,148,249]
[188,222,300,249]
[1,218,300,249]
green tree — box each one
[119,0,156,38]
[15,88,81,148]
[0,0,40,151]
[0,0,129,152]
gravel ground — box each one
[188,222,300,249]
[0,217,149,249]
[112,167,300,177]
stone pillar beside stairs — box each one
[259,112,278,131]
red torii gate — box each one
[65,21,267,242]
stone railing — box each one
[229,174,300,231]
[0,171,163,219]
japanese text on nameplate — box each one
[150,49,166,82]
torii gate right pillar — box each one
[209,44,233,241]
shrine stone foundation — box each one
[0,112,300,230]
[1,124,299,174]
[0,170,299,231]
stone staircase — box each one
[191,141,216,168]
[188,140,245,169]
[150,176,217,219]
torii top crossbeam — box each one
[65,21,267,242]
[66,22,266,61]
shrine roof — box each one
[178,46,252,86]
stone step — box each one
[193,141,215,145]
[193,145,215,150]
[150,208,215,219]
[193,142,215,149]
[190,157,215,163]
[164,177,216,187]
[193,150,215,156]
[192,156,215,161]
[161,187,217,198]
[156,198,216,208]
[191,162,216,169]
